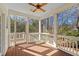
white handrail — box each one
[9,32,54,45]
[9,32,26,46]
[10,32,25,40]
[57,35,79,56]
[9,33,79,55]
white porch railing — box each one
[26,33,54,44]
[9,32,79,56]
[9,32,54,46]
[10,32,25,40]
[29,33,39,42]
[57,35,79,56]
[41,33,54,44]
[9,32,26,46]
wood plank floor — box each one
[5,43,72,56]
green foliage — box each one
[58,23,79,37]
[10,19,25,32]
[16,22,25,32]
[58,24,71,35]
[66,30,79,37]
[29,20,39,32]
[11,19,14,33]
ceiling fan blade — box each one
[39,8,46,12]
[40,3,47,7]
[33,9,37,12]
[29,3,36,7]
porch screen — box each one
[41,16,54,33]
[29,19,39,33]
[57,7,79,36]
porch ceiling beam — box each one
[8,9,41,20]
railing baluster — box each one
[69,40,72,52]
[61,37,63,48]
[59,38,61,48]
[67,40,69,51]
[64,38,66,50]
[63,37,65,49]
[66,40,69,51]
[68,40,70,51]
[75,41,78,55]
[59,37,61,48]
[60,37,62,48]
[57,37,59,48]
[72,41,75,53]
[57,35,79,56]
[58,37,61,48]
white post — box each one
[25,17,29,44]
[75,41,78,55]
[8,16,11,47]
[14,20,16,46]
[25,18,27,43]
[39,20,41,41]
[53,14,57,48]
[46,19,48,32]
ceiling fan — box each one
[29,3,47,12]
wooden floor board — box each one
[5,43,72,56]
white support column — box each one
[14,20,16,46]
[53,14,57,48]
[8,16,11,47]
[39,20,41,40]
[46,19,48,32]
[25,17,29,44]
[25,19,27,43]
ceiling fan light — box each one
[33,9,44,12]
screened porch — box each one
[0,3,79,56]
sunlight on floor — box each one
[27,46,49,53]
[19,44,33,48]
[41,44,52,47]
[22,49,42,56]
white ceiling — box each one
[4,3,65,19]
